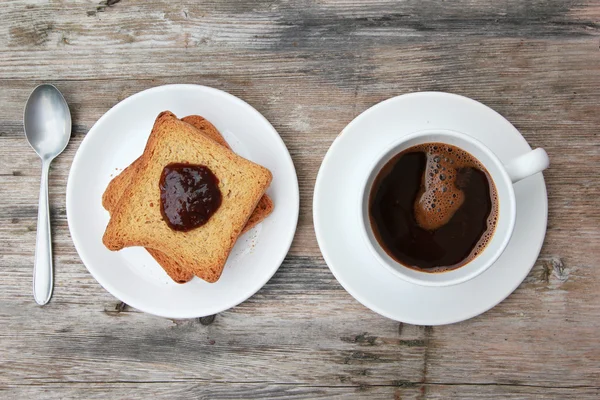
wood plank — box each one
[2,382,598,400]
[427,385,600,399]
[0,382,421,400]
[0,0,599,80]
[0,260,427,386]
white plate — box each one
[313,92,548,325]
[67,84,299,318]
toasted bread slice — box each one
[102,115,272,218]
[102,115,274,283]
[147,193,273,283]
[103,111,272,283]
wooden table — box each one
[2,1,599,398]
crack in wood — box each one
[340,332,377,346]
[4,380,598,389]
[342,351,382,365]
[419,326,434,400]
[88,0,122,17]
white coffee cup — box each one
[359,129,549,287]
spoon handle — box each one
[33,160,53,305]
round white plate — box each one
[67,84,299,318]
[314,92,548,325]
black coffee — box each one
[369,143,498,273]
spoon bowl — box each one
[24,84,72,305]
[24,85,72,160]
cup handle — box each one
[504,148,550,184]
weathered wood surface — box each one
[1,0,599,398]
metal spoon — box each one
[23,84,72,305]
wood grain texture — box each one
[1,0,600,398]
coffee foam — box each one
[412,143,499,260]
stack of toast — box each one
[102,111,273,283]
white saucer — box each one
[313,92,548,325]
[67,84,299,318]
